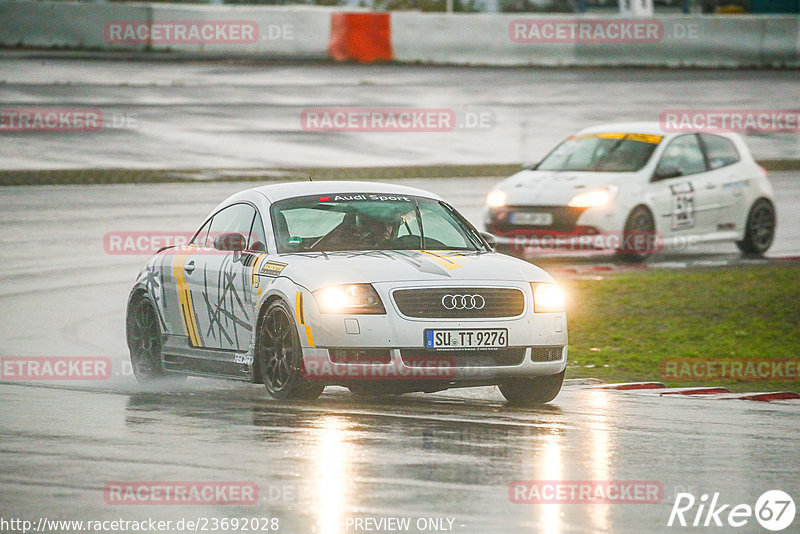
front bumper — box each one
[298,281,567,385]
[484,204,626,253]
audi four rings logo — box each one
[441,294,486,310]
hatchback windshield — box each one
[537,132,662,172]
[270,193,484,253]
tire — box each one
[615,205,656,263]
[126,295,177,383]
[499,370,564,405]
[256,300,324,401]
[736,198,775,255]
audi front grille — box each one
[392,287,525,318]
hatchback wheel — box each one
[616,206,656,263]
[736,198,775,255]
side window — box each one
[249,213,267,252]
[655,135,707,178]
[207,203,256,248]
[700,134,740,170]
[191,218,212,247]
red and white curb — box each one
[580,382,800,403]
[590,381,665,391]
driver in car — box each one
[357,214,396,249]
[313,211,399,251]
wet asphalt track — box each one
[1,54,800,169]
[1,381,799,534]
[1,178,799,534]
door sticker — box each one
[259,260,288,277]
[670,182,695,230]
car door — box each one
[648,134,715,237]
[226,208,269,353]
[697,133,748,234]
[159,218,211,344]
[191,203,261,352]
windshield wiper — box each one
[442,202,483,252]
[412,199,425,249]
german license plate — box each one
[510,212,553,226]
[424,329,508,350]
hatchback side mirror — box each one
[214,232,246,252]
[653,166,683,180]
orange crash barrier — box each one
[328,13,393,63]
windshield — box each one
[270,193,484,253]
[537,132,662,172]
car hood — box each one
[495,169,637,205]
[275,250,554,290]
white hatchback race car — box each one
[484,122,776,261]
[126,182,568,404]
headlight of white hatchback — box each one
[486,190,507,208]
[568,186,617,208]
[313,284,386,314]
[531,282,565,313]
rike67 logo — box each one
[668,490,795,531]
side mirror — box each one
[480,231,497,251]
[653,166,683,180]
[214,232,246,252]
[526,162,539,170]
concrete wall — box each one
[147,5,332,57]
[0,2,149,50]
[1,2,798,67]
[0,2,333,58]
[391,13,800,67]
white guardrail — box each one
[0,1,798,67]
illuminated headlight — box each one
[486,190,507,208]
[568,186,616,208]
[531,282,565,313]
[313,284,386,314]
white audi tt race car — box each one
[484,122,776,261]
[126,181,567,404]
